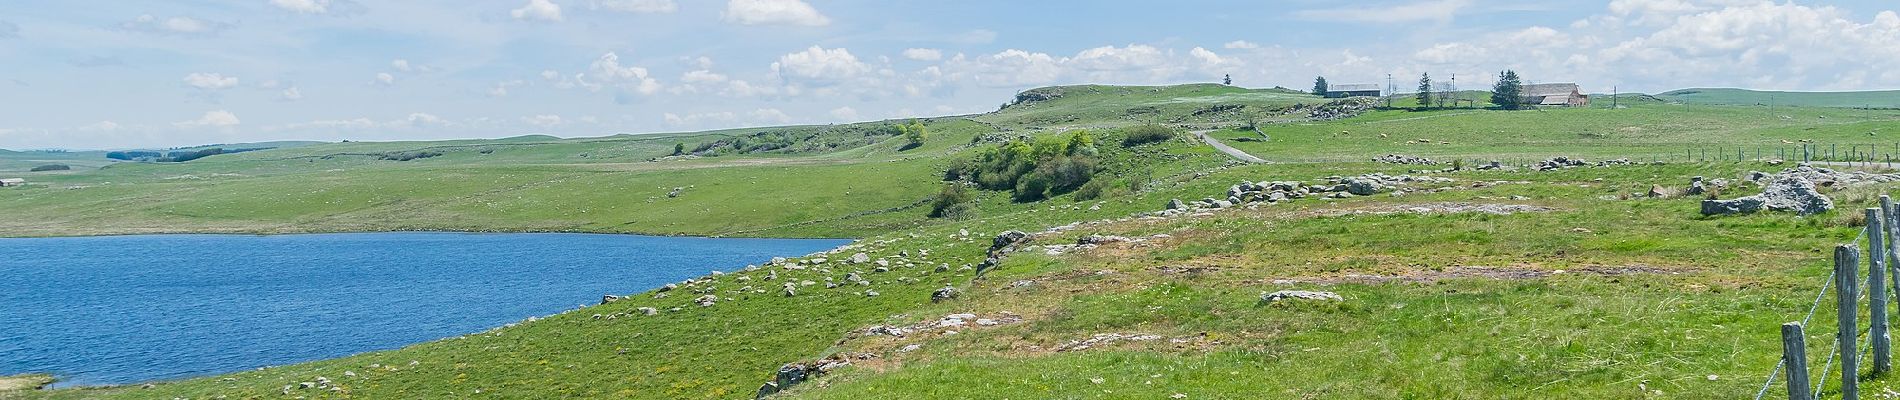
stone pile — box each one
[1373,154,1438,165]
[1162,173,1454,214]
[1304,97,1378,121]
[1534,156,1590,171]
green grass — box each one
[1659,88,1900,109]
[16,83,1900,399]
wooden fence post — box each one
[1884,196,1899,295]
[1839,243,1862,400]
[1870,208,1892,374]
[1787,322,1814,400]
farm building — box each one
[1522,83,1590,107]
[1324,83,1382,98]
[0,178,23,187]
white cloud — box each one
[592,0,677,13]
[183,73,239,90]
[175,110,240,128]
[749,108,792,124]
[489,80,525,97]
[405,113,447,127]
[664,111,737,127]
[953,29,998,44]
[722,0,830,26]
[271,0,330,14]
[522,114,563,127]
[375,72,395,85]
[122,15,228,35]
[772,46,869,83]
[1296,0,1474,23]
[281,87,304,101]
[512,0,565,22]
[584,52,663,94]
[79,121,121,132]
[829,106,860,121]
[1223,40,1260,50]
[1070,44,1169,71]
[392,59,414,72]
[902,48,943,61]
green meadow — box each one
[11,85,1900,399]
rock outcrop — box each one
[1701,175,1833,216]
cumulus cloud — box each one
[902,48,943,61]
[175,110,240,128]
[121,14,230,35]
[1296,0,1474,24]
[269,0,363,14]
[522,114,563,127]
[281,86,304,101]
[512,0,564,22]
[722,0,830,26]
[772,46,870,83]
[584,52,663,94]
[489,80,525,97]
[183,73,239,90]
[392,59,414,72]
[375,72,395,85]
[79,121,121,132]
[829,106,860,121]
[592,0,677,13]
[1223,40,1260,49]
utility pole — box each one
[1612,86,1618,109]
[1385,74,1395,108]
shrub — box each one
[928,184,974,218]
[30,164,70,172]
[955,130,1100,202]
[1073,179,1108,201]
[1121,124,1176,146]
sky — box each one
[1,0,1898,149]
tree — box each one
[1491,70,1524,110]
[672,142,686,156]
[900,120,928,148]
[1415,73,1434,109]
[1311,76,1329,96]
[1222,74,1232,86]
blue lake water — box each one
[0,232,848,387]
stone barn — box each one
[1521,83,1590,107]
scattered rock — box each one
[694,295,718,307]
[931,286,961,303]
[848,252,871,264]
[601,294,624,304]
[1260,290,1343,302]
[1372,154,1437,165]
[638,307,658,316]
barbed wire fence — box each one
[1753,196,1900,400]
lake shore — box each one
[0,374,55,392]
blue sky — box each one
[1,0,1897,149]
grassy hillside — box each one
[15,84,1900,399]
[1659,88,1900,109]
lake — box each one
[0,232,848,387]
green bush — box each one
[1120,124,1176,146]
[928,184,974,218]
[950,130,1100,202]
[29,164,70,172]
[1073,178,1109,201]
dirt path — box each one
[1191,130,1268,164]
